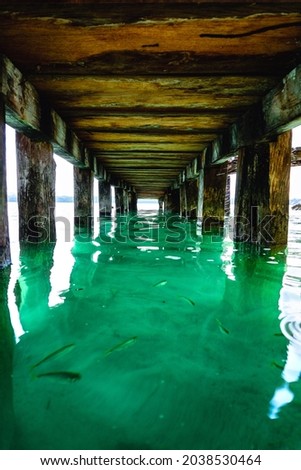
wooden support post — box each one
[224,174,231,218]
[180,183,187,218]
[197,168,204,228]
[268,131,292,245]
[203,163,228,230]
[165,188,180,214]
[98,180,112,217]
[0,267,15,448]
[16,132,56,243]
[74,167,93,232]
[0,96,11,268]
[185,178,199,220]
[234,130,291,246]
[123,189,129,214]
[115,187,125,215]
[158,197,164,210]
[129,191,138,213]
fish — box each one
[31,343,75,369]
[153,280,167,287]
[179,296,195,306]
[35,371,81,382]
[272,361,284,371]
[216,318,230,335]
[104,336,138,357]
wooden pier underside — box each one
[0,2,300,198]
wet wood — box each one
[128,191,138,213]
[203,163,228,229]
[115,187,128,215]
[180,183,187,218]
[165,188,180,214]
[74,167,93,232]
[234,130,291,246]
[16,132,56,243]
[0,96,11,268]
[185,178,199,220]
[268,131,292,245]
[98,181,112,217]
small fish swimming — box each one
[104,336,138,357]
[272,361,284,371]
[216,318,230,335]
[31,343,75,369]
[153,280,167,287]
[179,296,195,306]
[36,371,81,382]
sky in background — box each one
[5,124,301,199]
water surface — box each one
[1,205,301,450]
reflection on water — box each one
[2,204,301,449]
[268,212,301,421]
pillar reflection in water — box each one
[15,242,55,334]
[0,268,15,449]
[268,210,301,419]
[268,280,301,419]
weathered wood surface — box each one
[74,167,93,232]
[268,131,292,244]
[0,96,11,268]
[115,187,128,215]
[203,163,228,229]
[208,65,301,163]
[234,131,291,246]
[128,190,138,213]
[0,55,111,186]
[99,181,112,216]
[185,179,199,219]
[165,188,180,214]
[0,4,300,196]
[16,133,56,243]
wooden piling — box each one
[98,180,112,217]
[165,188,180,214]
[234,131,291,246]
[74,167,93,232]
[129,190,138,213]
[203,163,228,230]
[16,132,56,243]
[0,97,11,268]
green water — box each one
[1,208,301,450]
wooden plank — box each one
[208,64,301,162]
[0,55,110,179]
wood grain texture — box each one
[0,3,300,196]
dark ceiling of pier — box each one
[0,1,301,197]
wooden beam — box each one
[207,64,301,163]
[0,55,110,181]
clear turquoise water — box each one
[1,204,301,450]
